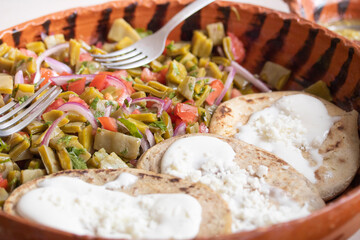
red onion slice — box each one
[50,74,96,86]
[41,113,69,146]
[231,61,271,92]
[44,57,72,74]
[214,67,236,105]
[140,132,150,153]
[104,106,112,117]
[174,122,186,136]
[57,102,97,132]
[145,128,155,147]
[3,94,10,103]
[131,97,165,117]
[33,43,69,83]
[163,98,172,111]
[14,70,24,85]
[105,75,129,95]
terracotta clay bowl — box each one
[0,0,360,239]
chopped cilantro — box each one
[94,111,104,118]
[120,148,128,156]
[76,61,88,74]
[90,97,100,110]
[0,139,10,153]
[44,121,53,126]
[189,71,198,77]
[188,83,194,91]
[8,177,18,187]
[125,76,133,82]
[118,118,142,139]
[172,62,180,75]
[149,120,167,131]
[67,147,87,169]
[105,101,116,107]
[58,135,72,145]
[210,88,215,93]
[136,28,153,38]
[142,64,150,68]
[16,59,25,68]
[18,96,29,104]
[168,92,176,99]
[27,57,33,62]
[166,41,175,51]
[124,98,130,108]
[0,158,10,164]
[12,84,19,98]
[189,65,197,72]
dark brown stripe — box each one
[287,28,319,73]
[124,3,137,25]
[302,38,340,87]
[242,13,267,48]
[12,29,21,47]
[337,0,350,17]
[329,47,354,94]
[216,6,231,32]
[96,8,112,43]
[313,6,324,22]
[0,39,3,45]
[63,12,77,39]
[255,19,291,73]
[147,3,170,32]
[42,19,51,35]
[180,5,201,41]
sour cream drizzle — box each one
[16,173,202,239]
[235,94,339,183]
[161,136,310,232]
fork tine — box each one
[108,58,151,70]
[0,87,62,137]
[0,86,60,129]
[101,54,147,67]
[92,46,136,58]
[95,49,142,62]
[0,81,51,123]
[0,101,17,115]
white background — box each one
[0,0,359,239]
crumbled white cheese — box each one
[161,136,310,232]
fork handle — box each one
[159,0,215,35]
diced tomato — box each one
[44,98,66,113]
[60,71,71,76]
[89,74,107,91]
[158,67,168,84]
[0,176,8,189]
[175,118,185,129]
[206,80,224,105]
[99,71,135,94]
[68,95,89,109]
[163,39,173,55]
[199,122,209,133]
[68,78,86,95]
[19,48,37,59]
[79,52,93,62]
[231,88,242,99]
[183,99,195,105]
[227,32,246,63]
[131,109,141,114]
[95,42,103,49]
[141,68,158,82]
[98,117,117,132]
[39,68,57,88]
[174,103,198,124]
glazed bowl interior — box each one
[0,0,360,239]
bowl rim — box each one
[0,0,360,239]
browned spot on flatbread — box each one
[138,173,161,179]
[246,99,255,103]
[169,178,180,182]
[315,170,322,180]
[326,140,342,152]
[337,124,344,131]
[338,158,346,163]
[219,105,232,117]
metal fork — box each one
[92,0,215,69]
[0,81,62,137]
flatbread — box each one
[137,133,325,212]
[209,91,360,201]
[4,168,232,238]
